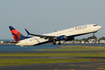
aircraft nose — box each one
[99,26,102,29]
[97,26,102,30]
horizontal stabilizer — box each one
[8,41,19,44]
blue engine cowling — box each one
[57,35,67,41]
[65,37,74,41]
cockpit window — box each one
[93,25,97,26]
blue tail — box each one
[9,26,30,42]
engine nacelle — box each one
[57,35,67,41]
[65,37,74,41]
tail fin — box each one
[9,26,28,42]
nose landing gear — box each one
[93,33,95,36]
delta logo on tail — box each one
[9,26,29,42]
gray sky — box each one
[0,0,105,39]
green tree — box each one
[99,37,105,40]
[82,38,87,42]
[74,39,80,41]
[87,36,97,40]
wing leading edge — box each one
[25,29,57,40]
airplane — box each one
[9,24,101,46]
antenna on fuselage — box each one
[55,30,59,32]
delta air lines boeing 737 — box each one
[9,24,101,46]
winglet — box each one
[25,29,30,36]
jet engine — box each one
[65,37,74,41]
[56,35,67,41]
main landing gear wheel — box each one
[58,42,61,45]
[52,39,56,45]
[53,42,56,45]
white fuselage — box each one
[16,24,101,46]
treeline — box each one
[74,36,105,42]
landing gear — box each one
[52,39,61,45]
[52,39,56,45]
[52,41,61,45]
[93,33,95,36]
[53,42,56,45]
[58,41,61,45]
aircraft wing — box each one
[25,29,57,39]
[30,33,57,39]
